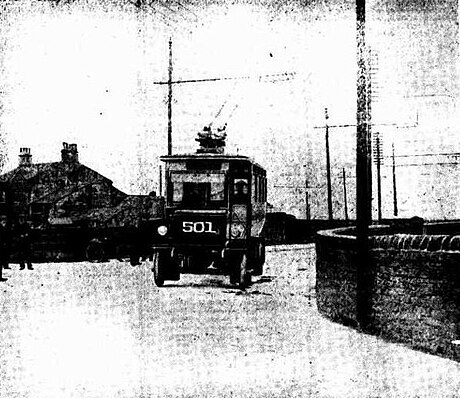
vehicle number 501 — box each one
[183,221,217,234]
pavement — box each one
[0,244,459,397]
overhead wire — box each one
[152,72,296,85]
[129,0,176,28]
[206,71,295,128]
[383,152,460,159]
[150,0,194,24]
[383,162,460,168]
[176,1,199,21]
[147,1,180,26]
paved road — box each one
[0,245,459,397]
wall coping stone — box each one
[318,228,460,253]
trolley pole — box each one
[392,143,398,217]
[342,168,349,221]
[356,0,372,331]
[167,37,173,155]
[325,108,333,221]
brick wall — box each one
[315,229,358,326]
[316,228,460,361]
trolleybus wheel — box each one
[85,240,105,263]
[153,251,166,287]
[240,253,252,288]
[230,253,250,289]
[229,269,238,285]
[259,241,265,267]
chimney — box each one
[61,142,79,163]
[61,142,69,162]
[19,147,32,167]
[68,143,79,163]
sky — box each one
[0,0,458,220]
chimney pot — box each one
[19,147,32,167]
[61,142,78,163]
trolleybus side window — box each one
[233,178,248,204]
[252,174,265,203]
[261,177,266,201]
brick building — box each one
[0,143,163,262]
[0,143,162,228]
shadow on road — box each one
[160,277,237,290]
[159,275,276,291]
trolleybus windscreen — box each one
[170,172,225,206]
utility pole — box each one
[392,143,398,217]
[373,132,383,222]
[366,49,373,224]
[325,108,333,221]
[314,113,417,223]
[356,0,372,330]
[314,106,413,223]
[167,37,173,155]
[305,178,311,220]
[159,165,163,196]
[342,168,349,221]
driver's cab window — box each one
[183,182,209,208]
[233,178,248,204]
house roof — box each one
[0,162,113,186]
[0,161,127,214]
[72,195,157,225]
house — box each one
[0,143,163,228]
[0,143,164,262]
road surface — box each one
[0,244,459,397]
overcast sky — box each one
[0,0,458,219]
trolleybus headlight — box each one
[230,223,245,239]
[157,225,168,236]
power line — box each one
[383,161,460,168]
[313,111,418,130]
[403,93,455,99]
[176,1,199,20]
[152,72,296,85]
[150,0,197,24]
[151,0,182,18]
[130,0,176,27]
[384,152,460,159]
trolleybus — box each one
[151,131,267,288]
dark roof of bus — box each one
[160,153,265,170]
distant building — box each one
[0,142,163,228]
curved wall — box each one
[316,228,460,361]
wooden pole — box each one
[342,168,349,221]
[325,108,333,221]
[159,165,163,197]
[356,0,371,330]
[305,178,311,220]
[392,143,398,217]
[167,37,173,155]
[375,134,382,222]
